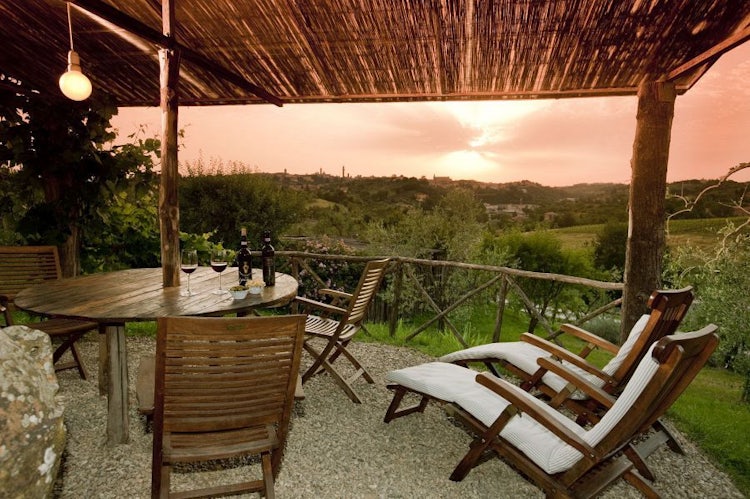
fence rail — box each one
[262,251,624,346]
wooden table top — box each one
[14,267,298,323]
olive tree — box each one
[666,227,750,402]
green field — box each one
[552,217,748,252]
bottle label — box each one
[238,255,252,284]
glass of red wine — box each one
[210,249,228,295]
[180,249,198,296]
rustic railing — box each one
[262,251,624,347]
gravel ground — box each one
[52,333,743,498]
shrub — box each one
[281,236,363,300]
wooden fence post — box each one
[389,260,403,337]
[492,277,508,342]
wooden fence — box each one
[263,251,624,347]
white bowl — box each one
[229,288,248,300]
[248,285,263,295]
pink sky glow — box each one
[112,43,750,187]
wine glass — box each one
[210,249,228,294]
[180,249,198,296]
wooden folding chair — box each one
[294,258,389,403]
[151,315,305,499]
[384,325,719,498]
[0,246,98,379]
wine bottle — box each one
[261,230,275,286]
[237,227,252,285]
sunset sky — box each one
[112,42,750,187]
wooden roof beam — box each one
[667,24,750,82]
[69,0,283,106]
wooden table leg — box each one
[98,327,108,396]
[294,374,305,400]
[105,323,129,445]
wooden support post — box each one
[159,0,180,287]
[622,80,676,341]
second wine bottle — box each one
[237,227,252,285]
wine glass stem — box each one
[218,272,222,291]
[187,274,191,294]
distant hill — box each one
[266,172,747,229]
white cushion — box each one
[439,341,552,374]
[386,362,489,402]
[584,342,660,445]
[601,314,650,376]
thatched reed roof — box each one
[2,0,750,107]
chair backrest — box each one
[0,246,63,303]
[343,258,390,327]
[153,315,305,436]
[607,286,694,389]
[571,324,718,480]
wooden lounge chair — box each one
[383,325,719,498]
[294,258,390,403]
[0,245,98,379]
[440,287,694,425]
[151,314,305,499]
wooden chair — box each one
[151,314,305,499]
[0,245,98,379]
[294,258,389,403]
[440,287,694,425]
[384,325,719,498]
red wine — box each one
[211,262,227,273]
[181,265,197,274]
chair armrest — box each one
[318,289,352,301]
[474,372,599,460]
[317,289,353,308]
[536,358,616,409]
[558,324,619,355]
[521,333,613,381]
[293,296,348,316]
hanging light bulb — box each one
[59,2,92,101]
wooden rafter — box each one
[69,0,283,106]
[667,23,750,82]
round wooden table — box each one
[15,267,298,444]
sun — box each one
[436,150,499,180]
[440,100,549,146]
[432,100,548,179]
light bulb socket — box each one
[67,50,82,71]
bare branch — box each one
[666,162,750,230]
